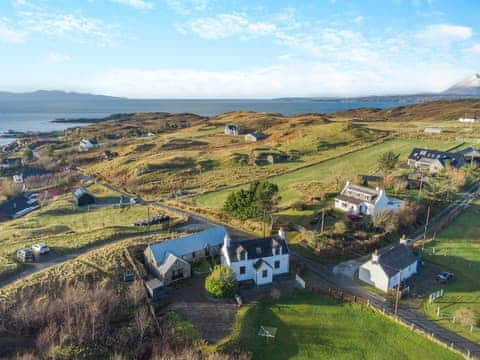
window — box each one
[274,260,280,269]
[262,269,268,278]
[192,251,196,259]
[240,266,246,275]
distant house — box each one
[358,238,419,292]
[73,187,96,206]
[459,117,477,123]
[0,194,39,220]
[79,138,99,152]
[0,157,24,169]
[13,168,53,183]
[424,127,443,134]
[334,181,404,216]
[407,148,464,174]
[224,124,240,136]
[221,229,290,285]
[245,132,267,142]
[144,226,227,286]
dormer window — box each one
[256,247,262,256]
[236,246,247,261]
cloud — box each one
[110,0,154,9]
[184,13,276,40]
[165,0,214,15]
[44,52,71,64]
[468,43,480,55]
[0,20,26,43]
[18,10,116,46]
[89,60,466,99]
[416,24,472,46]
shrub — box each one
[454,308,478,327]
[205,265,238,298]
[333,220,347,235]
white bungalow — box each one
[459,117,477,123]
[79,138,99,152]
[358,237,419,292]
[334,181,404,216]
[221,229,290,286]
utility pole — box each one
[321,208,325,234]
[263,208,267,239]
[423,205,431,240]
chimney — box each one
[278,227,286,241]
[371,249,380,264]
[224,233,231,248]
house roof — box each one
[375,244,418,277]
[345,183,378,196]
[246,132,267,140]
[408,148,464,167]
[225,124,239,130]
[15,168,53,180]
[253,259,272,270]
[2,157,22,166]
[148,226,227,265]
[457,147,480,159]
[226,236,288,262]
[335,194,364,205]
[0,194,39,218]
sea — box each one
[0,97,422,146]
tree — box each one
[223,181,279,220]
[378,151,399,173]
[205,265,238,298]
[22,148,34,162]
[372,210,398,233]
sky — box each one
[0,0,479,98]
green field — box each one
[422,199,480,344]
[219,292,459,360]
[195,138,458,209]
[0,195,171,279]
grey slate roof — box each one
[227,236,288,262]
[376,245,418,277]
[73,187,94,199]
[408,148,464,168]
[148,226,227,265]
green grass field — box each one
[219,292,459,360]
[195,138,458,209]
[421,199,480,344]
[0,195,171,279]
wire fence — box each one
[305,281,480,359]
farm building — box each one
[334,181,404,216]
[224,124,240,136]
[459,117,477,123]
[424,127,443,134]
[221,229,290,285]
[73,187,96,206]
[144,226,227,286]
[245,132,267,142]
[407,148,464,174]
[358,238,419,292]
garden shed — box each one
[73,187,96,206]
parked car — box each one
[436,271,454,283]
[16,249,34,263]
[32,243,50,255]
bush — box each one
[205,265,238,298]
[454,307,478,327]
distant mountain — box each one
[444,74,480,95]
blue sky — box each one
[0,0,479,98]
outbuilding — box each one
[73,187,96,206]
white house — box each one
[459,117,477,123]
[224,124,240,136]
[358,238,419,292]
[79,138,99,152]
[221,229,290,286]
[424,127,443,134]
[334,182,404,216]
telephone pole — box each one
[423,205,431,240]
[394,270,402,316]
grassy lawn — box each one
[421,199,480,344]
[0,195,172,279]
[195,138,458,209]
[219,292,459,360]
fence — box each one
[305,281,478,359]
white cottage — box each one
[459,117,477,123]
[221,229,290,285]
[358,238,419,292]
[334,182,404,216]
[79,138,99,152]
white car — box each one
[32,243,50,255]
